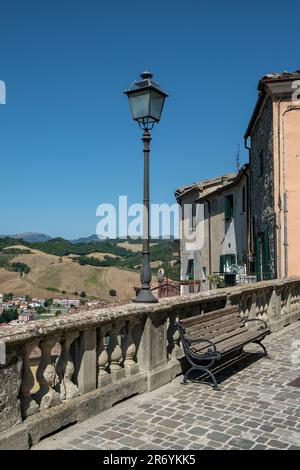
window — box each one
[186,259,194,280]
[255,229,271,281]
[224,194,234,220]
[259,149,264,176]
[242,185,246,213]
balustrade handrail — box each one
[0,277,299,346]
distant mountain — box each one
[0,232,52,243]
[70,234,105,244]
[70,235,176,244]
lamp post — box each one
[125,71,168,303]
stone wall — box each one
[250,97,276,276]
[1,277,300,449]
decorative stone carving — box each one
[34,337,61,410]
[97,327,111,387]
[124,319,139,376]
[107,323,125,382]
[57,332,79,400]
[20,340,40,418]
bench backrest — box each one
[180,306,244,342]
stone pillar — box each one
[137,312,169,391]
[76,329,97,394]
[269,286,282,332]
[0,346,22,433]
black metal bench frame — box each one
[176,314,270,391]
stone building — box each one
[244,70,300,279]
[175,164,249,291]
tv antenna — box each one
[236,143,241,172]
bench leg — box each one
[253,340,268,357]
[182,366,220,390]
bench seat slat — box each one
[191,328,268,354]
[185,312,241,332]
[181,306,240,328]
[187,315,243,339]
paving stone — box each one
[118,436,146,447]
[268,439,290,449]
[188,426,208,436]
[228,438,255,450]
[207,431,231,443]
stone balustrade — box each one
[1,277,300,449]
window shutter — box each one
[219,255,225,274]
[255,236,261,281]
[263,229,270,279]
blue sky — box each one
[0,0,299,238]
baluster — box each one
[124,319,139,376]
[97,327,111,387]
[107,323,125,382]
[34,337,61,410]
[20,340,40,418]
[172,316,181,358]
[59,332,80,400]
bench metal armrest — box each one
[244,317,268,330]
[188,338,221,360]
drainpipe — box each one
[204,199,212,290]
[244,138,252,272]
[282,104,300,278]
[276,98,282,278]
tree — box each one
[44,298,53,307]
[0,308,18,324]
[79,291,86,298]
[109,289,117,297]
[55,310,62,316]
[3,292,13,302]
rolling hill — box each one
[0,236,179,301]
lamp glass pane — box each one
[128,89,150,120]
[150,90,165,121]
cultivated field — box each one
[117,241,158,253]
[0,249,140,300]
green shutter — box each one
[255,236,261,281]
[219,255,224,274]
[263,229,270,280]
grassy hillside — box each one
[0,246,139,300]
[0,236,179,300]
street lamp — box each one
[125,71,168,303]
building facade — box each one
[245,70,300,279]
[175,165,249,291]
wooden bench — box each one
[176,305,270,390]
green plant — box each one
[208,274,225,289]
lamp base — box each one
[132,288,158,304]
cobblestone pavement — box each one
[33,322,300,450]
